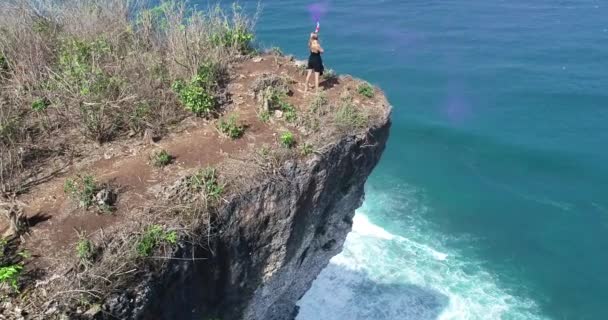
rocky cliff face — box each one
[104,116,391,320]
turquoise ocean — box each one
[217,0,607,319]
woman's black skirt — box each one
[307,52,324,75]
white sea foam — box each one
[296,186,547,320]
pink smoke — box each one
[442,81,471,124]
[307,1,330,22]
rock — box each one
[252,56,263,63]
[102,112,391,320]
[84,304,102,317]
[95,188,117,207]
[274,110,283,118]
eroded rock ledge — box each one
[106,112,390,320]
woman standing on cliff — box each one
[304,32,324,93]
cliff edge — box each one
[0,3,390,319]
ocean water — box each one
[236,0,607,319]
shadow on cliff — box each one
[296,264,449,320]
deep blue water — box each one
[228,0,607,319]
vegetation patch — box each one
[136,225,178,257]
[301,143,314,156]
[217,115,245,139]
[0,264,22,291]
[280,101,297,123]
[76,237,95,263]
[172,63,220,117]
[189,167,224,202]
[280,131,296,148]
[150,149,173,167]
[334,97,368,133]
[323,69,338,81]
[31,98,50,112]
[64,174,115,213]
[357,82,375,98]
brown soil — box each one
[2,54,389,277]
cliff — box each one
[109,106,390,320]
[0,2,393,318]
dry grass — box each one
[0,0,259,194]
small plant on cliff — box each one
[280,131,295,148]
[189,167,224,202]
[136,225,178,257]
[258,110,271,123]
[150,149,173,167]
[334,98,368,133]
[0,54,8,74]
[357,82,375,98]
[31,98,51,112]
[301,143,314,156]
[172,63,220,117]
[76,237,95,262]
[0,264,22,291]
[280,101,297,123]
[323,69,338,82]
[64,174,99,209]
[217,115,245,139]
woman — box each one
[305,32,324,93]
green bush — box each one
[217,115,245,139]
[301,143,314,156]
[211,24,254,53]
[151,149,172,167]
[334,101,368,132]
[270,47,283,56]
[0,117,20,145]
[0,264,22,291]
[323,69,338,81]
[64,174,99,209]
[136,225,178,257]
[357,83,375,98]
[258,110,271,123]
[0,54,8,74]
[58,38,118,98]
[31,98,50,112]
[76,238,94,261]
[172,63,220,116]
[280,102,297,123]
[280,131,295,148]
[189,167,224,202]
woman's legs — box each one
[315,72,320,93]
[304,69,313,92]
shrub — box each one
[309,93,329,115]
[0,54,8,75]
[136,225,178,257]
[323,69,338,81]
[217,115,245,139]
[0,264,22,291]
[270,47,283,56]
[280,102,297,123]
[172,63,220,116]
[128,101,152,133]
[258,110,271,123]
[151,149,172,167]
[189,167,224,202]
[334,101,368,132]
[31,98,50,112]
[301,143,314,156]
[64,174,99,209]
[280,131,295,148]
[79,104,118,143]
[357,83,375,98]
[76,238,94,262]
[210,4,255,53]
